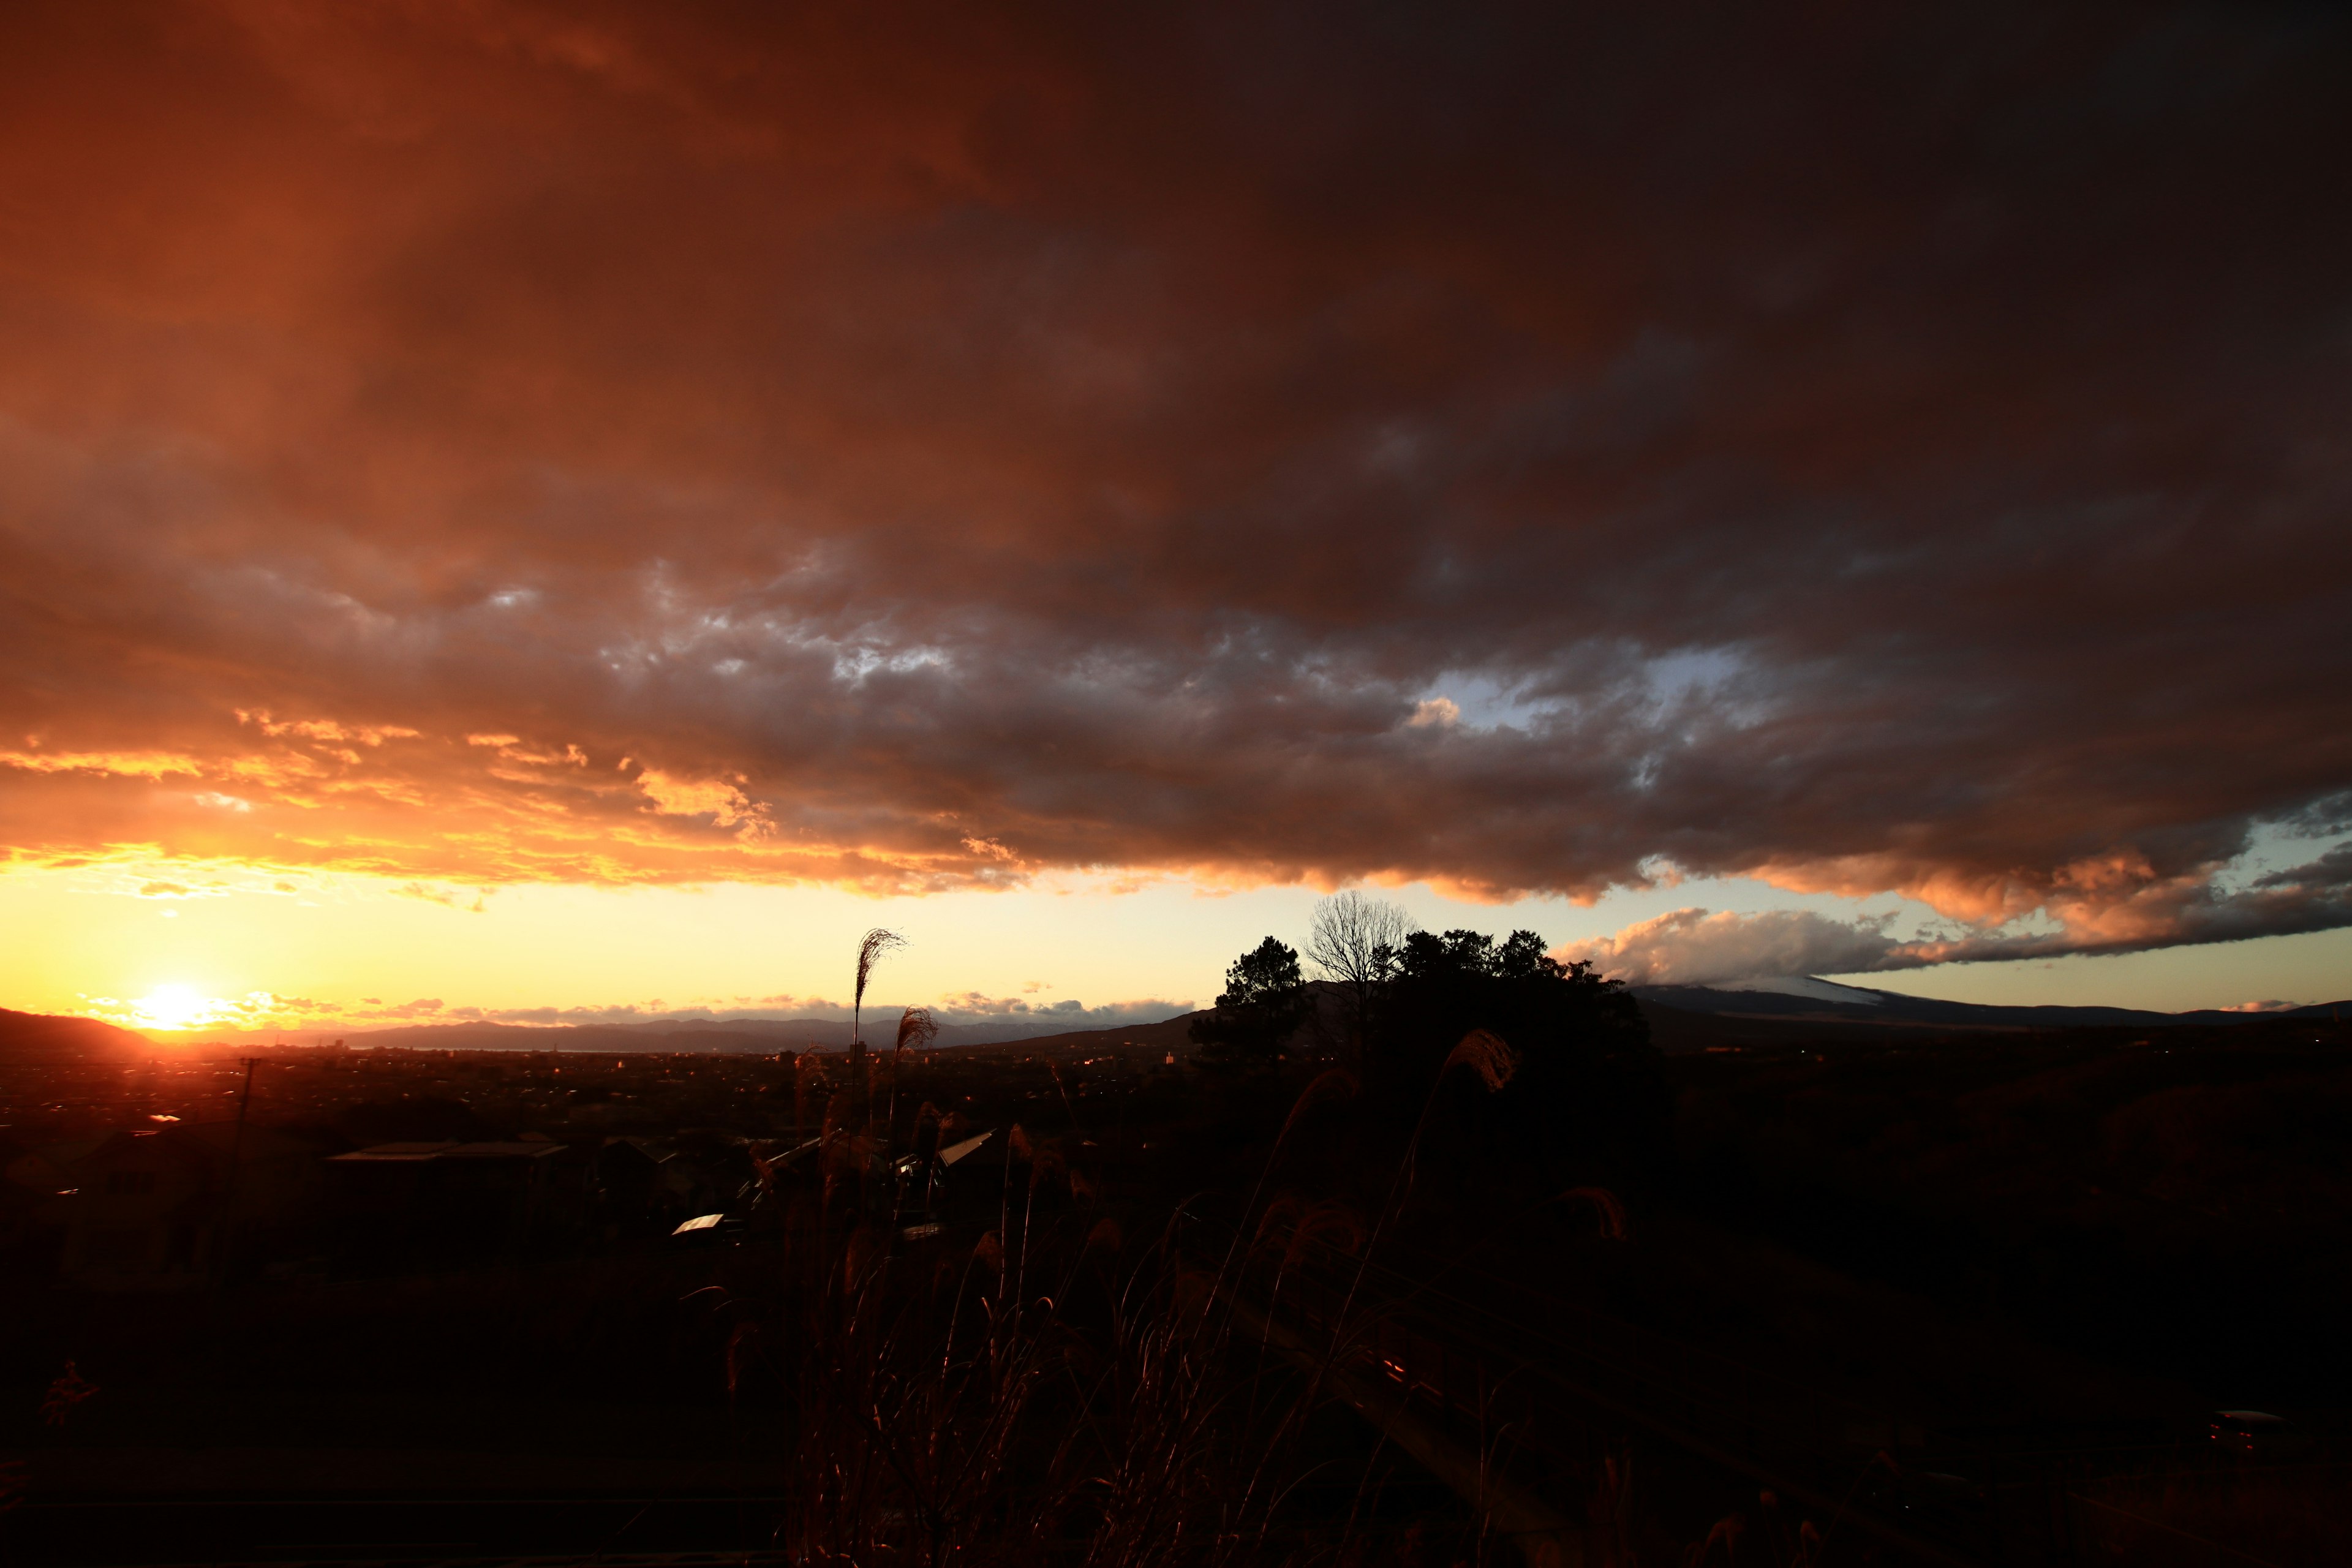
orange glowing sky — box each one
[4,2,2351,1030]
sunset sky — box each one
[4,2,2350,1036]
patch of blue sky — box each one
[1409,671,1556,731]
[2208,817,2352,897]
[1628,644,1774,731]
[1415,643,1770,739]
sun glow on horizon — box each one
[7,859,2351,1033]
[92,984,300,1036]
[125,985,235,1032]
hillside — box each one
[1633,977,2350,1049]
[309,1009,1208,1055]
[0,1007,155,1061]
[53,974,2348,1061]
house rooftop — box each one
[330,1140,565,1163]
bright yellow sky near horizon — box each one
[6,860,2348,1038]
[4,7,2350,1049]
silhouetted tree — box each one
[1369,929,1665,1179]
[1305,890,1417,1067]
[1189,936,1310,1076]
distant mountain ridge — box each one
[224,979,2352,1057]
[1632,977,2350,1033]
[10,976,2345,1060]
[273,1012,1187,1054]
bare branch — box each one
[1305,889,1417,990]
[1305,891,1418,1066]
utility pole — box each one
[213,1056,261,1285]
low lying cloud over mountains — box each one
[3,2,2350,978]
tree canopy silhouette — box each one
[1370,928,1667,1178]
[1189,935,1309,1076]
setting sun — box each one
[126,984,229,1033]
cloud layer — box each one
[4,2,2351,975]
[83,988,1189,1038]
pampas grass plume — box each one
[1558,1185,1630,1241]
[1280,1067,1360,1140]
[1442,1028,1518,1091]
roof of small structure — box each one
[330,1140,565,1163]
[939,1129,995,1166]
[329,1142,458,1162]
[438,1141,567,1159]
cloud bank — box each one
[85,988,1189,1037]
[1566,842,2352,985]
[4,2,2351,976]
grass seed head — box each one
[40,1362,97,1428]
[725,1321,759,1398]
[1559,1185,1630,1240]
[1281,1199,1367,1268]
[894,1005,938,1055]
[844,1227,878,1290]
[1443,1028,1518,1092]
[1280,1067,1360,1139]
[1254,1192,1303,1248]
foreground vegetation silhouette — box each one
[4,905,2350,1566]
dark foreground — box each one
[2,1007,2349,1565]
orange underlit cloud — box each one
[0,0,2348,987]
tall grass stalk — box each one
[722,1036,1548,1567]
[728,1152,1346,1567]
[1332,1029,1519,1333]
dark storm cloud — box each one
[2,1,2350,970]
